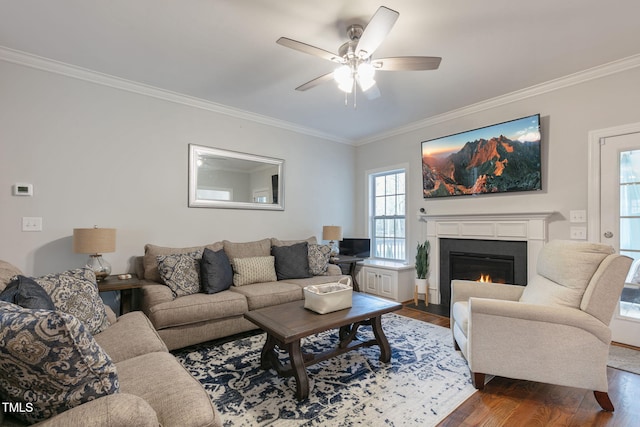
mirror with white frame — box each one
[188,144,284,210]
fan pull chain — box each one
[353,79,357,109]
[342,80,359,109]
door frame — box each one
[587,121,640,241]
[588,122,640,345]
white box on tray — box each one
[303,277,352,314]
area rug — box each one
[608,345,640,375]
[174,313,476,426]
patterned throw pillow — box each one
[308,244,332,275]
[157,250,203,297]
[0,301,119,424]
[232,256,278,286]
[35,268,109,335]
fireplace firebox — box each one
[450,252,514,284]
[440,238,527,307]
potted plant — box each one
[415,240,430,304]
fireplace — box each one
[418,211,554,309]
[450,252,514,284]
[439,238,528,307]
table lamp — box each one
[73,226,116,281]
[322,225,343,257]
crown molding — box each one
[354,53,640,146]
[3,45,639,148]
[0,46,352,145]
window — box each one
[619,150,640,321]
[196,188,232,201]
[369,168,406,261]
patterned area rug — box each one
[174,313,476,426]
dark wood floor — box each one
[396,305,640,426]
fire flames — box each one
[477,274,492,283]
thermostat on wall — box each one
[13,183,33,196]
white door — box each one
[600,131,640,346]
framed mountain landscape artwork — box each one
[421,114,542,198]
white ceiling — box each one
[1,0,640,144]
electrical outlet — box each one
[570,226,587,240]
[570,210,587,223]
[22,217,42,232]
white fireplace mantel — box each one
[418,211,556,304]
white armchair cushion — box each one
[520,240,613,308]
[519,274,584,308]
[452,301,469,338]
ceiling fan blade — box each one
[373,56,442,71]
[295,72,334,91]
[277,37,342,63]
[355,6,399,59]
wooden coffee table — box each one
[244,292,402,400]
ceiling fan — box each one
[277,6,441,102]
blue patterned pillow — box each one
[0,301,119,424]
[35,268,109,335]
[157,250,203,297]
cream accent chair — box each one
[451,240,632,411]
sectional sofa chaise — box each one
[0,261,220,427]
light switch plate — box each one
[22,217,42,232]
[570,226,587,240]
[569,210,587,223]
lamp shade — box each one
[73,227,116,254]
[322,225,343,241]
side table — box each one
[98,274,143,315]
[329,255,364,292]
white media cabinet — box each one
[357,259,415,303]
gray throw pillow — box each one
[271,242,312,280]
[200,248,233,294]
[0,275,55,310]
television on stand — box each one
[339,238,371,258]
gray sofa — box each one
[138,237,347,350]
[0,261,220,427]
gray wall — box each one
[3,57,640,280]
[355,66,640,260]
[0,60,355,276]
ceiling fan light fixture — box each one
[337,78,354,93]
[333,65,354,93]
[357,75,376,92]
[356,62,376,91]
[278,6,440,100]
[357,62,375,80]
